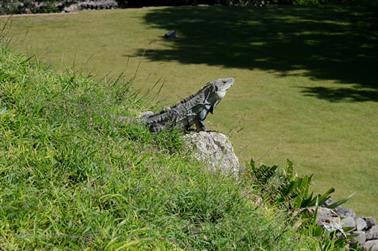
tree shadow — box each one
[301,86,378,102]
[136,5,378,102]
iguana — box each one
[140,78,234,133]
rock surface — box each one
[183,131,241,177]
[341,216,356,230]
[63,4,79,13]
[79,0,118,10]
[367,226,378,240]
[164,30,177,39]
[336,207,356,218]
[315,204,378,250]
[365,217,377,229]
[353,231,366,246]
[315,207,343,232]
[364,240,378,251]
[357,217,368,231]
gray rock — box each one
[64,4,79,13]
[364,240,378,251]
[55,2,64,9]
[315,207,343,233]
[336,206,356,218]
[366,226,378,240]
[357,217,368,231]
[79,1,117,10]
[365,217,377,229]
[183,131,241,177]
[322,198,334,207]
[164,30,177,39]
[353,231,366,246]
[341,216,356,230]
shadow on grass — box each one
[301,86,378,102]
[136,5,378,102]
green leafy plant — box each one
[247,159,348,211]
[246,159,352,249]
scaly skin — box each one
[141,78,234,132]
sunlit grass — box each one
[2,5,377,217]
[0,47,319,249]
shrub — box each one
[246,159,348,211]
[244,160,351,250]
[0,0,60,14]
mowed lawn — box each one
[2,6,378,217]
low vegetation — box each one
[0,44,328,249]
[4,6,377,217]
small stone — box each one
[322,198,334,207]
[352,231,366,246]
[64,4,79,13]
[164,30,177,39]
[316,207,343,232]
[336,207,356,218]
[364,240,378,251]
[341,216,356,230]
[364,217,377,229]
[357,217,368,231]
[366,225,378,240]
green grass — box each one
[2,5,378,218]
[0,46,319,250]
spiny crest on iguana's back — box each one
[170,82,215,109]
[145,82,214,117]
[140,78,234,133]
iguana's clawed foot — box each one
[185,128,213,133]
[208,129,218,133]
[195,128,218,133]
[200,129,218,133]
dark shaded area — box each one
[301,87,378,102]
[137,6,378,102]
[119,0,356,8]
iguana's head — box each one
[211,78,234,99]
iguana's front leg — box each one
[195,119,206,132]
[195,109,209,132]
